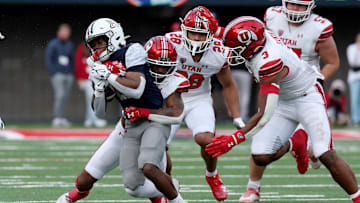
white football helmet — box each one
[282,0,315,23]
[85,18,126,61]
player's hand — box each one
[233,117,245,129]
[91,63,111,80]
[103,61,126,77]
[123,106,150,122]
[205,129,246,158]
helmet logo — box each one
[237,29,258,44]
[144,40,153,52]
[195,12,209,30]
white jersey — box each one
[157,72,190,100]
[246,30,322,100]
[165,31,230,103]
[264,6,334,71]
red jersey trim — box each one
[259,59,283,80]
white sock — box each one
[168,193,183,203]
[350,190,360,199]
[288,138,293,152]
[206,169,218,177]
[125,179,163,198]
[247,178,261,191]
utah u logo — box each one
[237,29,258,44]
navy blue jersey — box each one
[108,43,163,109]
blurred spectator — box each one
[231,65,252,122]
[75,42,107,128]
[325,79,349,126]
[0,117,4,130]
[170,22,181,32]
[45,23,74,128]
[346,32,360,126]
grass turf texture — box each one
[0,138,359,202]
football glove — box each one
[233,117,245,129]
[91,63,111,80]
[124,106,150,122]
[205,129,246,158]
[103,61,126,77]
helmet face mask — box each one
[145,36,178,85]
[149,64,176,84]
[282,0,315,23]
[85,18,126,61]
[227,46,247,66]
[181,6,218,56]
[88,35,109,53]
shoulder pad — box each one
[125,43,147,68]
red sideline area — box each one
[4,128,360,140]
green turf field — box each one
[0,138,359,202]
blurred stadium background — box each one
[1,1,360,203]
[0,0,359,123]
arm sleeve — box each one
[148,111,184,124]
[93,92,106,118]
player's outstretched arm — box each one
[124,92,184,124]
[206,67,287,157]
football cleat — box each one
[56,193,73,203]
[353,194,360,203]
[205,174,227,201]
[290,129,309,174]
[309,155,321,169]
[308,146,321,169]
[239,187,260,202]
[150,196,168,203]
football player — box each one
[205,16,360,203]
[122,35,190,203]
[56,23,188,203]
[237,1,340,201]
[165,6,243,201]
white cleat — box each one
[239,188,260,202]
[56,193,73,203]
[310,156,322,169]
[308,146,321,169]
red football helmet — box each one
[282,0,315,23]
[144,36,178,84]
[181,6,218,55]
[223,16,266,65]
